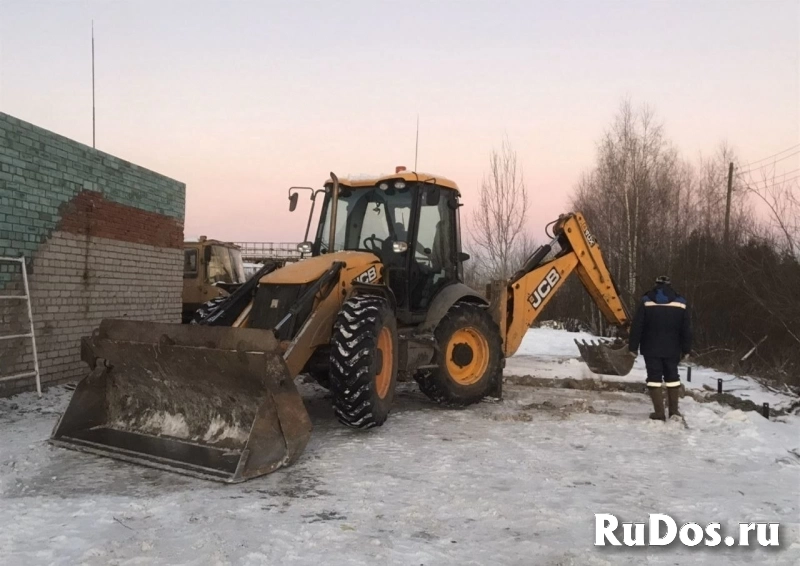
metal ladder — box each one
[0,255,41,396]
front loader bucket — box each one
[50,320,311,483]
[574,338,635,376]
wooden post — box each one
[723,162,734,245]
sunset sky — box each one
[1,0,798,243]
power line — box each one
[740,144,800,170]
[744,174,800,191]
[740,168,800,185]
[742,166,800,184]
[737,149,800,176]
[742,143,800,167]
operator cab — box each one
[290,169,467,321]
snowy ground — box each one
[507,328,798,410]
[1,329,799,565]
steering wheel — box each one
[363,234,384,253]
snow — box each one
[202,416,249,444]
[128,412,190,439]
[507,327,798,410]
[1,329,799,565]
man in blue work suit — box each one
[628,276,692,421]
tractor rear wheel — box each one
[415,303,503,406]
[329,295,398,428]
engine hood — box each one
[260,251,380,285]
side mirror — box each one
[425,186,441,206]
[289,192,299,211]
[458,252,470,262]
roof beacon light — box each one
[395,166,406,173]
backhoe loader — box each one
[51,169,633,483]
[182,237,247,323]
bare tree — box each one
[470,137,531,281]
[744,172,800,257]
[551,97,800,386]
[571,99,682,301]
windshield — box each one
[228,248,246,282]
[319,185,413,254]
[208,245,246,284]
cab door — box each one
[408,186,458,313]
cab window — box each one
[183,249,198,278]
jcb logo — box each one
[528,268,560,309]
[355,266,378,284]
[583,228,597,247]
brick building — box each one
[0,113,185,395]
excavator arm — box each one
[490,212,634,375]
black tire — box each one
[329,295,398,428]
[190,296,227,325]
[415,303,503,406]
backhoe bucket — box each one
[574,338,635,376]
[50,320,311,483]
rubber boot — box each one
[667,387,682,418]
[648,387,666,421]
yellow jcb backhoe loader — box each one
[50,169,633,483]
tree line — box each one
[466,100,800,388]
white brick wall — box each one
[0,231,182,394]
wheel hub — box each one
[451,342,474,367]
[445,327,490,385]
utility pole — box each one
[723,162,734,245]
[92,20,96,148]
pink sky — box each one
[1,1,798,244]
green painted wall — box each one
[0,112,185,284]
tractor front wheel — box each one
[329,295,398,428]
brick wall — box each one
[0,112,185,395]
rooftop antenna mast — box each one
[91,20,96,148]
[414,114,419,171]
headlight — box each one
[297,242,312,253]
[392,241,408,253]
[394,181,406,189]
[378,182,389,191]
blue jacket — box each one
[628,284,692,358]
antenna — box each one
[91,20,96,148]
[414,114,419,171]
